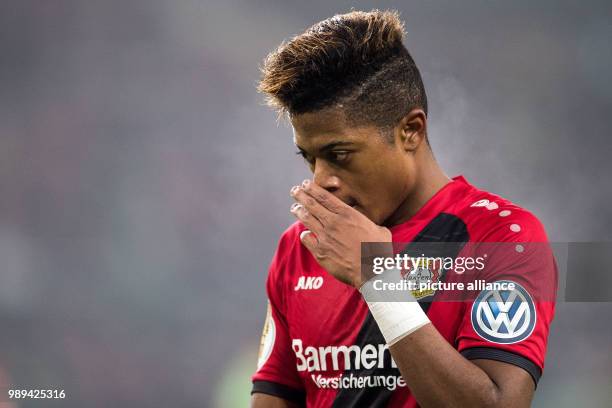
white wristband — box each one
[359,268,430,345]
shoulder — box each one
[449,185,548,243]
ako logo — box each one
[400,257,443,300]
[294,276,324,291]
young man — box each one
[251,10,556,408]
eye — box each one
[329,151,351,163]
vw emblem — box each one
[471,280,536,344]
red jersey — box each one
[252,176,556,407]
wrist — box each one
[359,268,430,345]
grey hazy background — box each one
[0,1,610,407]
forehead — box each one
[291,109,372,148]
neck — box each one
[383,150,451,227]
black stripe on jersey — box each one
[412,212,470,243]
[331,213,469,407]
[252,380,306,405]
[331,312,398,408]
[408,212,470,314]
[460,347,542,387]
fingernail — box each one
[302,179,310,188]
[290,203,301,212]
[290,185,300,195]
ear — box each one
[395,109,427,152]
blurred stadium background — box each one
[0,1,610,407]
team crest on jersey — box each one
[257,303,276,370]
[400,258,443,300]
[471,280,536,344]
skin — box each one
[251,107,535,408]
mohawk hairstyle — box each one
[258,9,427,131]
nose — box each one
[313,160,341,193]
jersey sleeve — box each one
[456,209,557,387]
[251,229,306,404]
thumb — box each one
[299,230,318,252]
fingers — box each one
[290,202,324,234]
[290,184,331,225]
[300,179,349,214]
[299,230,319,253]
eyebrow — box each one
[296,141,355,154]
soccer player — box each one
[251,10,556,408]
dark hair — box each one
[258,10,427,130]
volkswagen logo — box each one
[471,280,536,344]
